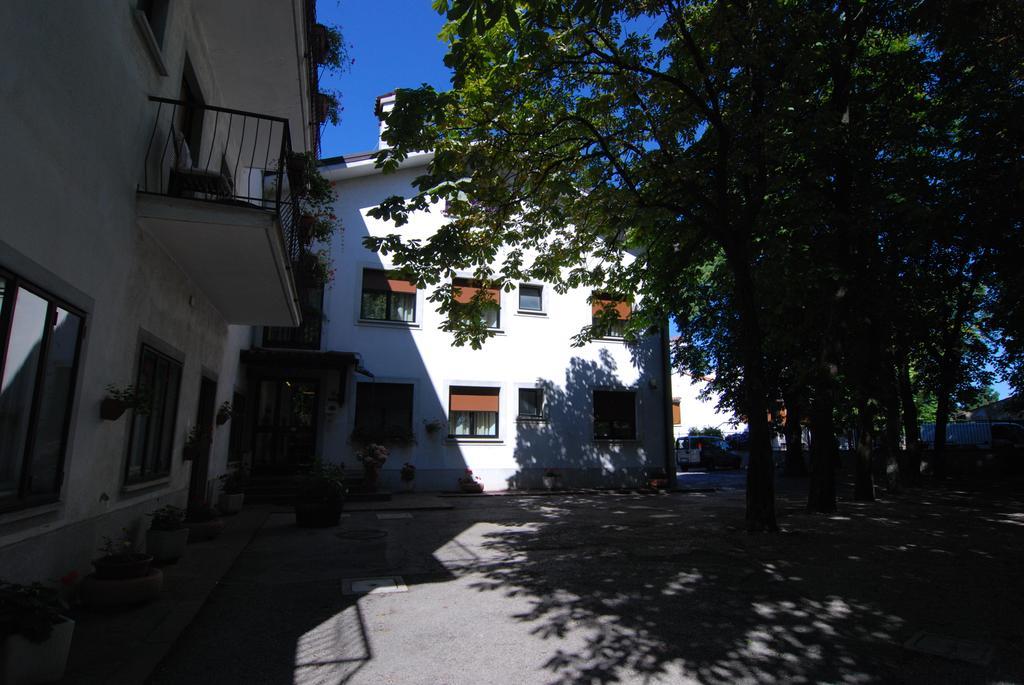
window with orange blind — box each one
[591,292,630,338]
[672,400,682,425]
[593,390,637,440]
[453,277,500,328]
[449,386,499,437]
[360,269,416,323]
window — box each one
[360,270,416,323]
[353,382,414,442]
[593,390,637,440]
[518,285,543,312]
[672,399,681,426]
[591,292,630,338]
[449,387,499,438]
[125,345,182,485]
[518,388,544,420]
[453,278,500,328]
[0,272,84,510]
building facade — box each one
[0,0,323,582]
[244,94,675,492]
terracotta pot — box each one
[92,553,153,580]
[146,527,189,563]
[81,569,163,608]
[2,617,74,685]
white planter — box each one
[218,492,245,514]
[146,527,189,563]
[3,617,74,685]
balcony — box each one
[136,96,304,326]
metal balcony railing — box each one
[139,96,302,265]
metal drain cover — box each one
[335,529,388,540]
[342,576,408,595]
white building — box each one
[670,370,742,439]
[0,0,324,582]
[250,93,674,491]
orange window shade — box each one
[450,387,500,412]
[672,400,681,425]
[591,298,630,319]
[453,278,499,305]
[363,269,416,293]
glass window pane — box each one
[450,411,471,436]
[518,388,541,417]
[158,364,180,474]
[475,411,497,436]
[390,292,416,322]
[360,292,387,320]
[519,285,542,311]
[0,289,48,497]
[482,305,500,329]
[29,308,82,495]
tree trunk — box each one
[726,244,776,532]
[896,344,921,485]
[880,348,902,492]
[853,400,876,501]
[807,382,838,513]
[782,387,807,477]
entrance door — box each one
[187,376,218,504]
[252,379,319,474]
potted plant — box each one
[0,580,75,685]
[92,530,153,580]
[184,502,224,542]
[356,443,388,492]
[314,91,341,125]
[217,468,246,514]
[542,469,563,491]
[81,530,163,608]
[457,469,484,494]
[146,505,188,563]
[215,401,233,426]
[294,460,346,528]
[423,419,445,436]
[399,462,416,492]
[100,384,150,421]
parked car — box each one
[724,431,749,451]
[676,435,743,470]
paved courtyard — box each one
[151,476,1024,684]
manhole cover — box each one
[335,529,388,540]
[342,576,408,595]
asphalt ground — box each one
[150,476,1024,684]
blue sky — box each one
[316,0,452,157]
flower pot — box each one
[92,553,153,580]
[146,527,189,563]
[100,397,127,421]
[2,617,74,685]
[311,23,329,63]
[294,500,342,528]
[185,517,225,542]
[81,569,163,609]
[218,492,245,514]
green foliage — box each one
[148,505,186,531]
[689,426,724,439]
[296,460,346,502]
[0,580,66,643]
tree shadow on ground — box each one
[454,479,1024,684]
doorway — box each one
[187,376,218,504]
[252,379,319,474]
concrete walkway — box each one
[147,477,1023,684]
